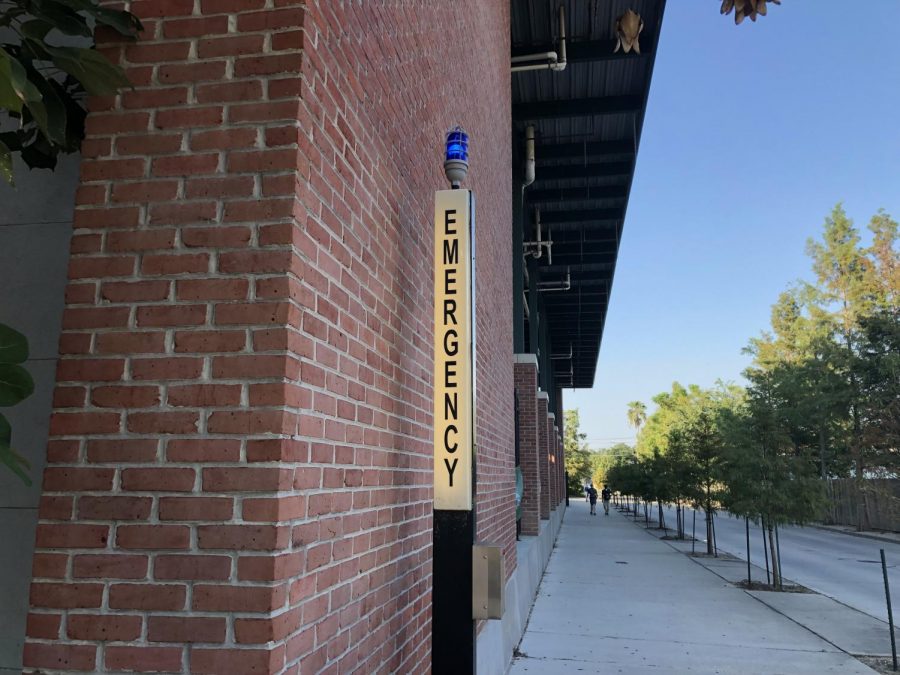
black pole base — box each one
[433,509,475,675]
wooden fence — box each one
[823,478,900,532]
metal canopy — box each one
[513,0,665,389]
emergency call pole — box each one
[432,128,476,673]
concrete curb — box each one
[809,523,900,545]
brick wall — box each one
[513,358,540,535]
[24,1,513,673]
[536,393,550,520]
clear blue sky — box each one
[565,1,900,449]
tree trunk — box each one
[706,506,714,556]
[819,424,827,480]
[658,500,665,531]
[767,523,781,589]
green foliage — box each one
[591,442,634,487]
[563,409,592,494]
[0,323,34,484]
[0,0,142,184]
[626,400,647,431]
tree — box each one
[0,324,34,483]
[591,443,635,488]
[720,376,825,588]
[563,409,592,495]
[627,401,647,434]
[0,0,142,184]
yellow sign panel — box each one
[433,189,474,511]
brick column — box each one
[556,425,565,507]
[548,413,557,510]
[514,355,540,536]
[536,392,550,520]
[23,5,310,673]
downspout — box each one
[523,125,535,187]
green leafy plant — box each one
[0,0,142,184]
[0,323,35,484]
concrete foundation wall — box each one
[476,504,565,675]
[0,156,79,672]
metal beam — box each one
[532,162,631,182]
[527,185,627,203]
[513,95,642,121]
[512,39,652,63]
[540,208,623,224]
[536,140,634,161]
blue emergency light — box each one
[443,126,469,188]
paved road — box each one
[638,502,900,622]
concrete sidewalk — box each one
[509,501,875,674]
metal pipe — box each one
[550,5,567,72]
[523,125,536,187]
[537,267,570,292]
[881,549,898,671]
[511,51,558,64]
[510,7,566,73]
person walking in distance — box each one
[601,485,612,516]
[588,485,598,516]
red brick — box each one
[206,410,290,434]
[215,301,289,325]
[202,467,292,492]
[165,438,240,462]
[31,552,68,578]
[30,583,103,609]
[152,153,220,176]
[111,180,179,203]
[176,278,248,301]
[38,496,74,521]
[173,330,246,353]
[81,158,145,182]
[217,249,291,274]
[159,497,233,521]
[136,304,206,327]
[148,616,226,643]
[73,554,149,579]
[101,280,170,303]
[163,15,228,38]
[181,226,251,248]
[238,551,304,581]
[79,496,152,521]
[154,555,231,581]
[192,584,285,612]
[61,307,130,331]
[190,127,257,151]
[121,468,196,491]
[105,646,183,673]
[197,524,289,551]
[57,358,125,382]
[196,80,264,103]
[107,229,176,252]
[142,253,210,275]
[26,612,62,639]
[156,106,223,129]
[109,583,186,610]
[117,525,191,550]
[49,411,120,435]
[116,133,184,156]
[126,412,199,434]
[131,357,204,381]
[242,495,305,522]
[67,614,142,641]
[185,175,254,199]
[87,439,159,463]
[42,468,115,492]
[191,648,284,675]
[167,384,241,407]
[91,385,160,408]
[22,643,96,671]
[68,255,136,279]
[96,332,166,354]
[149,201,217,226]
[235,607,300,643]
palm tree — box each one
[627,401,647,433]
